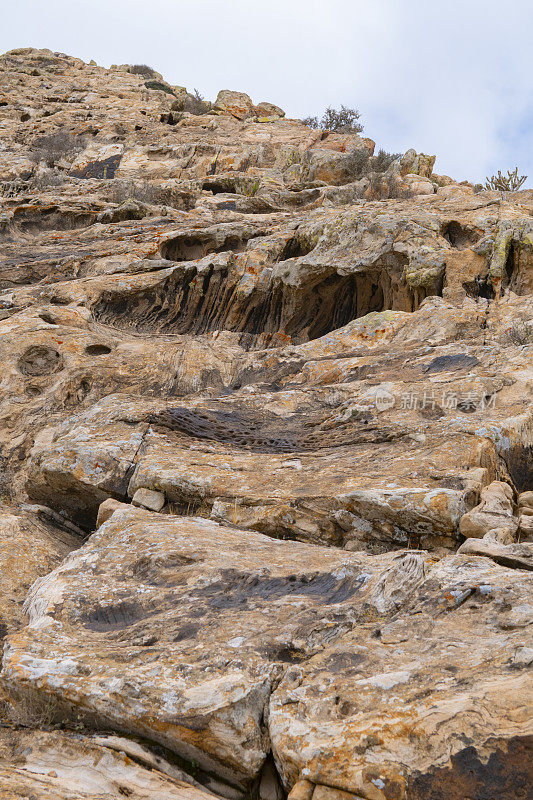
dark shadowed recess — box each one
[194,568,367,608]
[159,228,255,261]
[463,238,527,300]
[70,154,122,179]
[502,443,533,494]
[93,255,444,349]
[5,205,98,236]
[441,220,480,250]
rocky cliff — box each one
[0,47,531,800]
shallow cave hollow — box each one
[94,249,443,349]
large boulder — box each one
[255,101,285,118]
[213,90,257,119]
[2,509,533,799]
[459,481,518,539]
[269,553,533,799]
[400,148,436,177]
[457,534,533,569]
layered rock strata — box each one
[0,47,532,800]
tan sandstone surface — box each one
[0,47,531,799]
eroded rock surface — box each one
[0,727,219,799]
[0,508,80,636]
[0,47,532,800]
[3,509,533,799]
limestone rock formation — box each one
[458,480,518,539]
[0,47,532,799]
[0,727,218,799]
[3,508,533,800]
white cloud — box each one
[1,0,532,184]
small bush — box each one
[485,168,527,192]
[367,172,413,201]
[371,149,401,172]
[303,105,363,134]
[171,89,212,116]
[335,148,400,183]
[506,321,533,346]
[30,129,86,167]
[144,80,176,97]
[130,64,157,78]
[190,89,213,115]
[344,148,371,179]
[6,689,61,728]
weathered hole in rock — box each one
[147,406,396,454]
[202,177,237,195]
[94,253,442,348]
[24,385,43,396]
[17,345,63,376]
[282,188,322,209]
[160,229,252,261]
[85,343,112,355]
[424,354,479,373]
[38,311,57,324]
[132,552,198,585]
[81,600,161,632]
[276,233,316,261]
[63,376,92,406]
[149,407,295,453]
[442,221,480,249]
[13,206,96,234]
[463,274,495,300]
[195,568,367,608]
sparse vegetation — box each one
[130,64,157,78]
[169,89,212,116]
[29,129,86,167]
[485,168,527,192]
[343,148,371,178]
[371,148,401,172]
[6,689,61,728]
[303,105,363,134]
[144,80,176,97]
[505,321,533,346]
[189,89,213,115]
[333,147,402,185]
[367,172,413,200]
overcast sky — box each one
[2,1,532,185]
